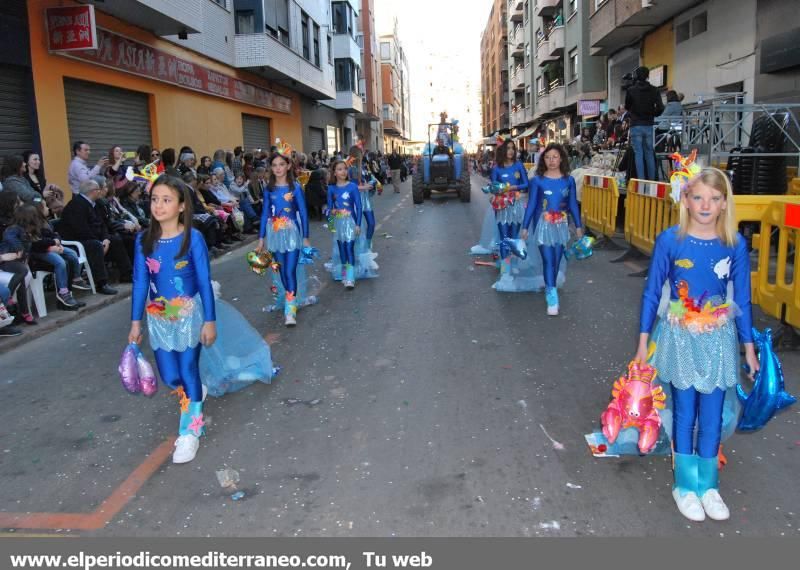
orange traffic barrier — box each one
[582,174,620,239]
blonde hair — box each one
[678,167,737,246]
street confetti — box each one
[538,521,561,531]
[539,424,565,450]
[215,468,240,489]
[566,483,583,489]
[231,491,246,501]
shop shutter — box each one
[242,114,270,153]
[308,127,325,154]
[0,64,33,165]
[64,78,151,164]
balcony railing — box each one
[548,25,565,56]
[536,0,562,18]
[510,0,524,22]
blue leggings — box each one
[337,239,356,266]
[154,345,203,402]
[539,244,565,288]
[671,385,725,458]
[497,222,521,259]
[273,249,299,295]
[363,210,375,241]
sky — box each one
[374,0,492,150]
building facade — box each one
[355,0,383,152]
[480,0,509,139]
[379,19,411,153]
[530,0,606,145]
[22,0,351,196]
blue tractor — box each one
[412,120,471,204]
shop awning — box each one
[515,126,537,140]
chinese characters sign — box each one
[46,6,98,51]
[59,28,292,114]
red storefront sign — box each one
[46,5,98,51]
[60,27,292,114]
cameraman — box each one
[624,66,664,180]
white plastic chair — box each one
[61,240,97,294]
[29,270,53,318]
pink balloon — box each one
[119,344,141,394]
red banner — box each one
[61,28,292,114]
[46,5,98,51]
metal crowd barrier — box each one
[581,174,620,239]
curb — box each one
[0,237,257,355]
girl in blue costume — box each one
[634,167,758,522]
[257,142,311,327]
[327,160,362,289]
[490,139,529,284]
[128,175,216,464]
[521,143,583,315]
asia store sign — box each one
[46,5,98,51]
[60,28,292,114]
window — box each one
[536,75,545,95]
[332,2,347,35]
[335,58,359,93]
[265,0,290,44]
[235,10,255,34]
[524,43,530,67]
[692,12,707,36]
[313,24,321,67]
[301,12,310,60]
[569,48,578,81]
[676,20,690,43]
[380,42,391,60]
[525,85,531,108]
[327,34,333,64]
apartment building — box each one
[379,19,411,153]
[355,0,383,152]
[480,0,509,139]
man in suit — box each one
[58,179,132,295]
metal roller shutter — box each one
[0,64,33,164]
[242,114,270,153]
[308,127,325,154]
[64,78,151,164]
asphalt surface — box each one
[0,174,798,537]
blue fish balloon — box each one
[499,238,528,260]
[299,246,320,265]
[736,327,796,431]
[565,235,596,260]
[481,182,508,195]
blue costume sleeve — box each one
[189,230,216,322]
[259,188,271,239]
[731,234,753,343]
[131,233,149,321]
[352,182,363,225]
[567,176,582,228]
[293,182,309,239]
[326,184,335,214]
[517,162,529,192]
[640,230,672,334]
[490,166,499,184]
[522,177,542,232]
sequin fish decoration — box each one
[119,343,141,394]
[299,246,319,265]
[601,361,666,454]
[481,182,510,195]
[136,347,158,397]
[675,258,694,269]
[565,235,596,260]
[274,138,293,159]
[499,238,528,259]
[736,327,797,431]
[247,250,273,276]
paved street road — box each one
[1,174,798,537]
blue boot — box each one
[344,263,355,289]
[545,287,559,316]
[697,455,729,520]
[672,452,705,521]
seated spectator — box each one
[150,148,165,173]
[58,179,133,295]
[1,155,40,204]
[197,156,212,176]
[0,193,35,325]
[98,178,139,261]
[0,280,23,337]
[247,167,266,212]
[178,150,197,176]
[23,151,65,217]
[6,202,87,310]
[211,169,258,234]
[196,174,243,243]
[182,172,228,255]
[68,141,108,195]
[161,148,179,177]
[209,170,238,205]
[117,179,150,229]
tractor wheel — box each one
[459,171,471,202]
[412,170,424,204]
[423,188,432,199]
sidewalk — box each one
[0,237,257,355]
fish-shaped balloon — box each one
[499,238,528,259]
[736,327,796,431]
[299,246,320,265]
[119,343,141,394]
[565,235,596,260]
[481,182,510,195]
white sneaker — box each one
[344,280,355,289]
[284,313,297,327]
[701,489,730,521]
[201,384,208,402]
[547,304,560,316]
[672,489,706,522]
[173,434,200,464]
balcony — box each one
[510,0,524,22]
[536,90,550,114]
[511,107,525,128]
[326,90,364,113]
[235,34,335,100]
[536,37,558,65]
[511,28,525,58]
[384,119,401,136]
[590,0,700,55]
[548,25,565,56]
[536,0,562,17]
[93,0,202,36]
[511,66,526,92]
[549,78,565,109]
[332,34,361,64]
